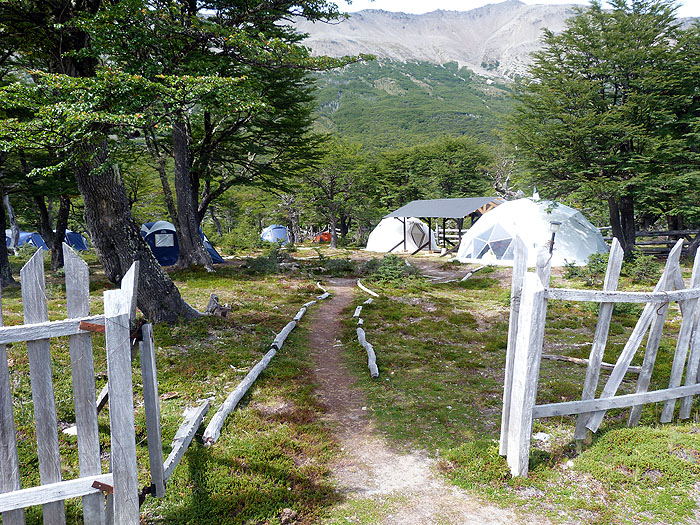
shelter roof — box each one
[385,197,503,219]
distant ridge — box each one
[295,1,578,79]
[295,1,698,79]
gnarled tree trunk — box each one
[172,116,213,270]
[0,188,15,287]
[74,140,200,323]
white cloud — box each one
[340,0,699,18]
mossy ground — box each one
[3,247,700,524]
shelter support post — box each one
[428,218,432,253]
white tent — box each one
[456,198,608,266]
[365,217,439,253]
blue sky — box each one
[340,1,700,18]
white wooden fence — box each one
[500,237,700,477]
[0,245,205,523]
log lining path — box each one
[307,278,545,524]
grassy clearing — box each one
[3,250,342,524]
[342,256,700,524]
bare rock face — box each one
[294,1,578,79]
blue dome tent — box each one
[140,221,224,266]
[5,230,48,250]
[64,230,90,251]
[261,225,289,245]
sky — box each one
[340,0,700,18]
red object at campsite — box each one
[314,232,332,243]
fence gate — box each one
[0,245,144,524]
[500,237,700,477]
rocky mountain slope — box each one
[295,1,578,79]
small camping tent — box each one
[456,198,608,266]
[365,217,439,253]
[5,230,48,250]
[314,231,331,243]
[261,225,289,245]
[140,221,224,266]
[64,230,90,251]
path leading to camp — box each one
[308,278,545,524]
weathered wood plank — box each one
[0,314,105,345]
[272,321,296,350]
[506,272,547,477]
[543,353,640,373]
[575,239,624,441]
[356,327,379,378]
[0,281,26,524]
[203,347,277,445]
[353,306,362,318]
[96,384,109,414]
[120,261,140,321]
[545,287,700,303]
[317,292,330,300]
[534,384,700,418]
[363,298,374,305]
[302,300,317,308]
[499,236,527,456]
[139,324,165,498]
[104,289,139,524]
[64,245,105,525]
[163,401,210,482]
[21,250,65,525]
[357,279,379,297]
[680,301,700,419]
[0,474,113,513]
[586,240,684,433]
[661,250,700,422]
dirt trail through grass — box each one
[308,278,541,524]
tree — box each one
[84,0,362,269]
[507,0,700,255]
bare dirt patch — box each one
[307,278,548,524]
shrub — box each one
[564,252,608,287]
[366,254,420,283]
[623,251,661,284]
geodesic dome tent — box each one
[456,198,608,266]
[365,217,439,253]
[261,225,290,245]
[141,221,224,266]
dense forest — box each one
[2,0,700,284]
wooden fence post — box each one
[140,323,165,497]
[0,283,25,524]
[587,240,684,433]
[575,238,623,440]
[661,249,700,422]
[20,250,65,525]
[499,236,527,456]
[506,272,547,477]
[104,289,139,524]
[64,245,105,524]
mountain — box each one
[295,1,578,79]
[311,60,513,148]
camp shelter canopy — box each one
[456,198,608,267]
[5,230,48,250]
[365,217,439,253]
[140,221,225,266]
[385,197,503,219]
[261,225,289,245]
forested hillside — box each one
[312,60,514,148]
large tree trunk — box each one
[608,195,636,256]
[74,140,200,323]
[0,188,15,287]
[172,116,213,270]
[35,194,70,271]
[3,193,20,255]
[329,215,338,249]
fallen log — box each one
[357,279,379,297]
[356,327,379,378]
[542,354,641,374]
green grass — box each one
[3,251,341,524]
[341,260,700,524]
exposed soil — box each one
[308,277,548,524]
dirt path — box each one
[308,279,543,524]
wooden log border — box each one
[203,289,331,446]
[353,301,379,378]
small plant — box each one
[624,251,661,283]
[321,258,356,276]
[564,252,608,287]
[367,254,419,283]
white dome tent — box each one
[365,217,439,253]
[456,198,608,266]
